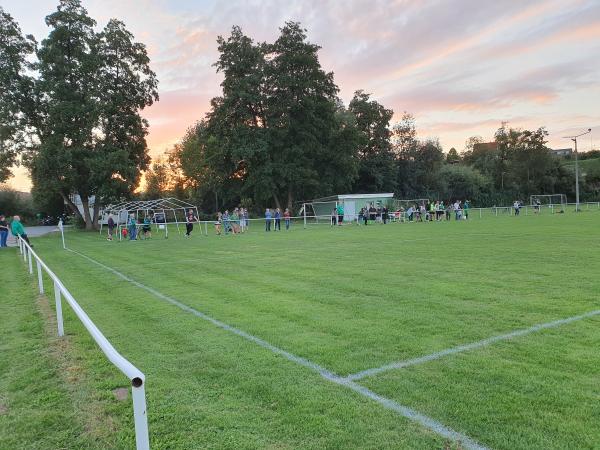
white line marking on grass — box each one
[67,247,488,450]
[344,309,600,381]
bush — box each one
[0,186,36,224]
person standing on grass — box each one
[463,200,470,219]
[331,208,337,226]
[185,209,198,237]
[265,208,272,231]
[337,203,344,225]
[215,212,222,235]
[274,208,281,231]
[382,205,388,224]
[0,215,9,247]
[513,200,520,216]
[107,215,116,240]
[230,210,239,234]
[142,216,152,239]
[11,215,32,246]
[223,210,230,234]
[284,208,291,230]
[128,214,138,240]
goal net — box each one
[394,199,429,211]
[530,194,567,213]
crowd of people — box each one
[403,200,471,222]
[99,196,551,243]
[215,207,250,235]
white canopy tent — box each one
[99,198,201,239]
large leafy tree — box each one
[265,22,351,208]
[0,7,35,182]
[176,23,358,211]
[20,0,157,229]
[348,90,396,193]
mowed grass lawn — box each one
[6,212,600,449]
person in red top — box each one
[284,208,291,230]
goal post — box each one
[530,194,567,214]
[394,198,429,210]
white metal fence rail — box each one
[17,236,150,450]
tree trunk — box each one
[287,188,293,211]
[80,196,94,230]
[92,201,101,230]
[273,193,281,210]
[61,193,84,223]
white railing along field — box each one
[17,236,150,450]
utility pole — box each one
[563,128,591,212]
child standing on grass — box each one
[284,208,291,230]
[265,208,272,231]
[128,214,137,240]
[142,216,152,239]
[107,215,115,240]
[274,208,281,231]
[215,212,222,235]
[331,208,337,226]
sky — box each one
[4,0,600,191]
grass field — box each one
[4,212,600,449]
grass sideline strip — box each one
[343,308,600,381]
[66,246,489,450]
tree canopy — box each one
[1,0,157,229]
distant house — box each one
[550,148,572,157]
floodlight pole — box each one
[564,128,591,212]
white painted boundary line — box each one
[66,247,488,450]
[344,309,600,382]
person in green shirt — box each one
[141,216,152,239]
[336,204,344,225]
[11,215,32,246]
[463,200,470,219]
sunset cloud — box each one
[3,0,599,190]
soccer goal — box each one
[530,194,567,214]
[394,198,429,211]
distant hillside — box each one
[561,157,600,175]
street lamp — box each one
[563,128,592,212]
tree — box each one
[172,23,358,212]
[436,164,492,203]
[348,90,395,193]
[144,157,170,199]
[0,7,35,182]
[446,147,460,164]
[265,22,349,208]
[392,112,417,155]
[21,0,157,229]
[90,18,158,221]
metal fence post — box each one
[54,281,64,337]
[37,261,44,294]
[27,247,33,274]
[303,203,307,229]
[23,242,27,262]
[132,381,150,450]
